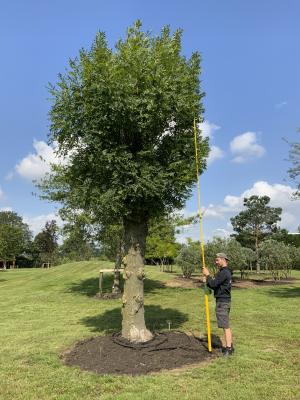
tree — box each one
[271,228,300,248]
[287,129,300,198]
[259,239,292,280]
[61,222,94,262]
[33,220,59,266]
[204,237,249,276]
[39,22,208,342]
[176,241,201,278]
[230,196,282,272]
[146,215,180,268]
[0,211,32,268]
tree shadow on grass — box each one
[81,305,188,334]
[67,276,165,297]
[266,286,300,298]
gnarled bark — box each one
[121,217,153,343]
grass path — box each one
[0,262,299,400]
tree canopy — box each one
[0,211,32,266]
[33,220,59,265]
[41,21,208,226]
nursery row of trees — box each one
[176,235,300,281]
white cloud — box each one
[0,207,12,212]
[0,186,4,199]
[15,140,65,181]
[23,212,63,237]
[207,145,225,165]
[275,101,287,109]
[198,121,220,139]
[177,181,300,243]
[230,132,265,163]
[206,181,300,231]
[213,228,232,238]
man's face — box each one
[215,257,226,267]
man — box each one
[202,253,234,356]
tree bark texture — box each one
[121,217,153,343]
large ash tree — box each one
[40,22,208,342]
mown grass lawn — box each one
[0,262,299,400]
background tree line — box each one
[1,194,299,279]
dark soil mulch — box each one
[62,331,221,375]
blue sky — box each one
[0,0,299,239]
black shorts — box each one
[216,301,231,329]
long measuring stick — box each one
[193,118,212,352]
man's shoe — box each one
[223,346,234,356]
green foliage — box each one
[0,211,32,265]
[259,239,292,279]
[39,21,208,226]
[146,215,180,265]
[96,223,124,262]
[204,237,251,275]
[289,245,300,270]
[231,196,282,270]
[271,228,300,248]
[33,220,59,265]
[176,242,201,278]
[60,223,95,262]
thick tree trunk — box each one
[121,217,153,343]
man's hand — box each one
[202,266,210,277]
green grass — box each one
[0,262,299,400]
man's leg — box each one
[224,328,232,347]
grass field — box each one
[0,261,299,400]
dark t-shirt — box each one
[206,267,232,302]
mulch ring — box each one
[62,331,221,375]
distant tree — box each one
[0,211,32,268]
[271,228,300,248]
[231,196,282,272]
[287,129,300,198]
[204,237,249,277]
[39,22,208,342]
[61,223,94,262]
[176,241,201,278]
[146,215,180,268]
[33,220,59,266]
[259,239,292,280]
[289,245,300,270]
[241,246,256,273]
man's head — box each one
[215,252,229,268]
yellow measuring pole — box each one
[193,118,212,352]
